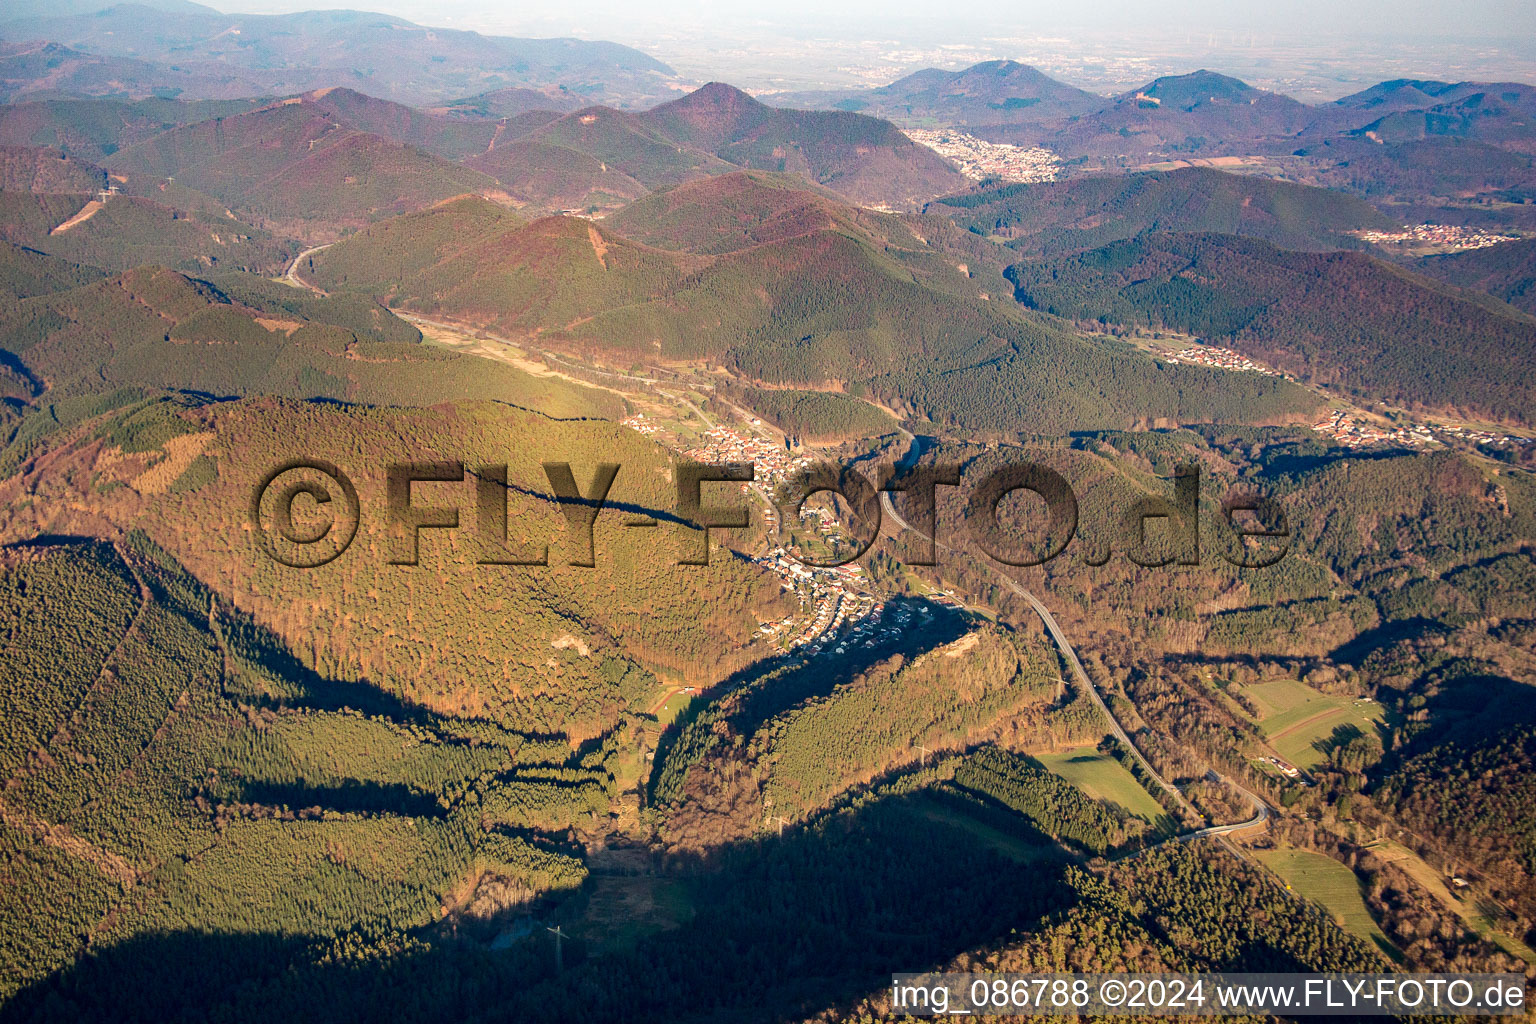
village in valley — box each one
[1162,344,1296,380]
[1150,342,1534,453]
[621,411,923,659]
[618,399,981,671]
[906,129,1062,182]
[1350,223,1520,253]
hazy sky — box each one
[210,0,1536,45]
[199,0,1536,98]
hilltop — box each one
[0,145,105,192]
[927,166,1400,255]
[435,86,584,120]
[288,88,504,160]
[605,170,894,253]
[1040,70,1319,156]
[772,60,1102,132]
[1334,79,1489,113]
[1007,231,1536,423]
[464,104,734,209]
[0,238,102,309]
[641,83,967,209]
[0,4,677,106]
[1342,82,1536,146]
[105,96,509,239]
[603,170,1019,303]
[465,84,971,212]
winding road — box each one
[1178,770,1269,840]
[879,431,1279,840]
[877,439,1191,813]
[284,244,332,294]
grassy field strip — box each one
[1369,841,1535,963]
[653,691,694,726]
[1255,847,1399,960]
[1035,747,1176,831]
[1238,678,1385,769]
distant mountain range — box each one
[5,2,1536,208]
[2,19,1533,421]
[0,82,972,233]
[0,3,678,106]
[771,63,1536,170]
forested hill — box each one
[1415,236,1536,316]
[306,190,1322,434]
[771,60,1104,134]
[1040,71,1319,158]
[104,96,506,241]
[1006,231,1536,424]
[0,537,592,1005]
[927,166,1399,256]
[639,82,969,209]
[1377,724,1536,927]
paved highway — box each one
[878,430,1257,827]
[283,243,332,294]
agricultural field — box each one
[652,690,696,727]
[1255,847,1398,960]
[1034,747,1175,830]
[1239,678,1386,769]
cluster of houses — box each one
[1312,411,1433,449]
[677,424,811,493]
[1428,422,1534,451]
[621,412,958,665]
[1162,345,1295,380]
[906,129,1061,183]
[619,412,660,435]
[1260,755,1302,779]
[1350,223,1518,252]
[751,548,872,649]
[800,597,927,660]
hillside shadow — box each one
[215,778,445,818]
[1327,615,1452,665]
[4,788,1075,1024]
[4,533,104,548]
[1260,446,1413,478]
